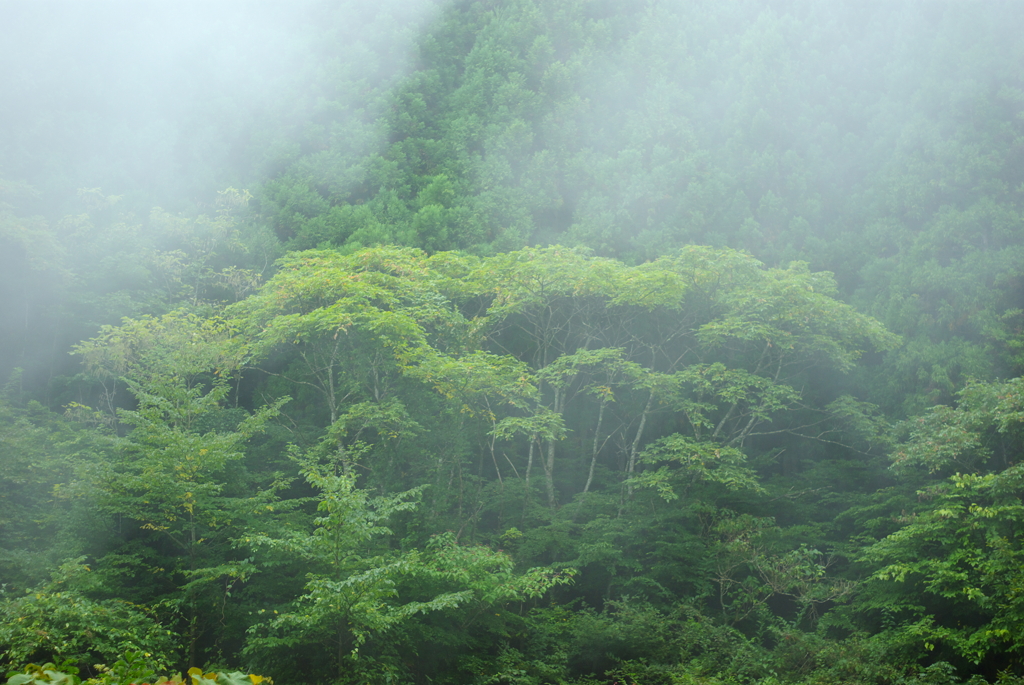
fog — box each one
[3,2,1024,682]
[0,0,440,213]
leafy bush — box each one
[0,560,175,673]
[4,658,269,685]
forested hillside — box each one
[2,2,1024,684]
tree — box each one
[242,446,571,685]
[71,311,285,668]
[0,558,176,674]
[860,377,1024,676]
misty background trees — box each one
[2,1,1024,684]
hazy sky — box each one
[0,0,440,211]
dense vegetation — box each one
[2,1,1024,684]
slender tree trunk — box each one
[522,434,536,524]
[619,391,654,515]
[582,399,606,496]
[543,438,557,508]
[186,512,199,666]
[543,387,562,508]
[489,424,503,490]
[525,435,534,488]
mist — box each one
[0,0,440,213]
[2,2,1024,683]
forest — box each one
[2,1,1024,684]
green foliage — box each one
[6,663,81,685]
[4,660,270,685]
[8,1,1024,683]
[857,377,1024,676]
[73,311,244,386]
[0,560,175,672]
[243,446,572,685]
[0,397,90,587]
[62,309,289,668]
[633,435,762,501]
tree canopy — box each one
[3,2,1024,684]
